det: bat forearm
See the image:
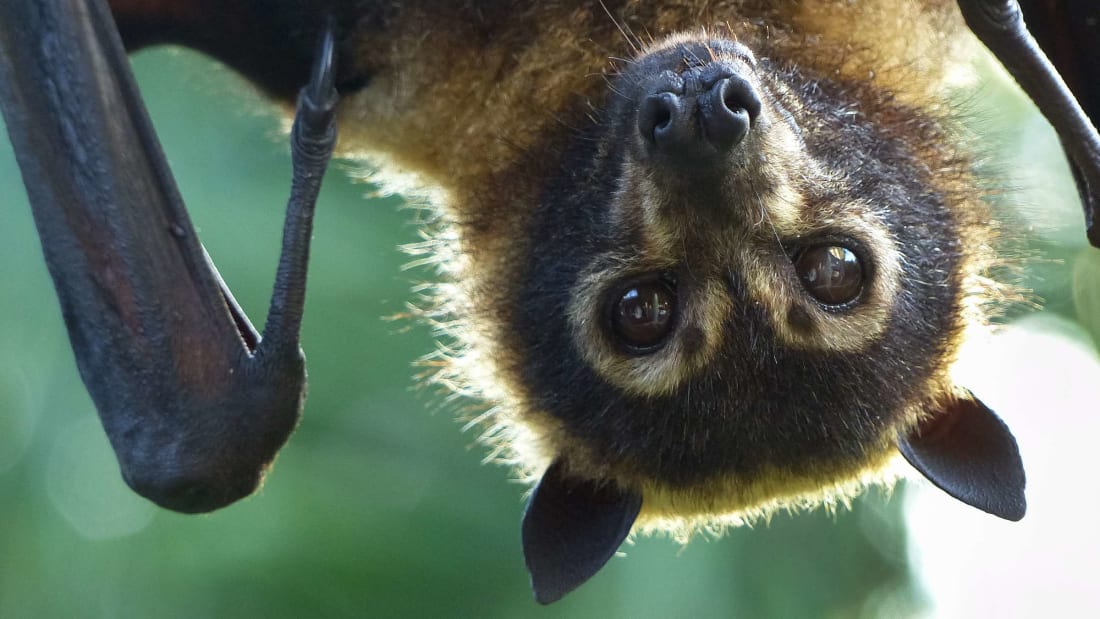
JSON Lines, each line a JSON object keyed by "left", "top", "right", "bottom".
{"left": 958, "top": 0, "right": 1100, "bottom": 246}
{"left": 260, "top": 25, "right": 339, "bottom": 359}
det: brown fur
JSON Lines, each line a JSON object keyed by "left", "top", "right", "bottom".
{"left": 311, "top": 1, "right": 1000, "bottom": 533}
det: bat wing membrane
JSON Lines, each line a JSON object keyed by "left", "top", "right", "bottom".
{"left": 0, "top": 0, "right": 337, "bottom": 512}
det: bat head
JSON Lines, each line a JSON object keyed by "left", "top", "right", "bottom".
{"left": 510, "top": 33, "right": 1025, "bottom": 603}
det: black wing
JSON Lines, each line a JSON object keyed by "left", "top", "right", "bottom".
{"left": 0, "top": 0, "right": 338, "bottom": 512}
{"left": 958, "top": 0, "right": 1100, "bottom": 247}
{"left": 1018, "top": 0, "right": 1100, "bottom": 125}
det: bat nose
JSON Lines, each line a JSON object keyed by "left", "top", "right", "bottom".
{"left": 637, "top": 67, "right": 762, "bottom": 160}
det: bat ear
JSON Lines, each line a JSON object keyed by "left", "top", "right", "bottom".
{"left": 898, "top": 391, "right": 1026, "bottom": 521}
{"left": 521, "top": 459, "right": 642, "bottom": 604}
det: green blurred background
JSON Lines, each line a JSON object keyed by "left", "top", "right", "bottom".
{"left": 0, "top": 46, "right": 1096, "bottom": 618}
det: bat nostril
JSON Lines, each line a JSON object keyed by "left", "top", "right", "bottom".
{"left": 701, "top": 76, "right": 760, "bottom": 153}
{"left": 638, "top": 92, "right": 682, "bottom": 148}
{"left": 718, "top": 75, "right": 762, "bottom": 121}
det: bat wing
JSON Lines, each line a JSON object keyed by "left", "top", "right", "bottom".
{"left": 1018, "top": 0, "right": 1100, "bottom": 245}
{"left": 958, "top": 0, "right": 1100, "bottom": 247}
{"left": 1018, "top": 0, "right": 1100, "bottom": 127}
{"left": 0, "top": 0, "right": 337, "bottom": 513}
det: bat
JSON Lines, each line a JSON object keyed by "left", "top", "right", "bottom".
{"left": 0, "top": 0, "right": 1096, "bottom": 605}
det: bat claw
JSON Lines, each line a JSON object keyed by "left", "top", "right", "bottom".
{"left": 307, "top": 18, "right": 337, "bottom": 106}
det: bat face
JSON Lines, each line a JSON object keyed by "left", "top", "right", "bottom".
{"left": 513, "top": 34, "right": 974, "bottom": 518}
{"left": 502, "top": 24, "right": 1033, "bottom": 600}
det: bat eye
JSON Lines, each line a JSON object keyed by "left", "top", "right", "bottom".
{"left": 794, "top": 245, "right": 864, "bottom": 305}
{"left": 610, "top": 280, "right": 677, "bottom": 352}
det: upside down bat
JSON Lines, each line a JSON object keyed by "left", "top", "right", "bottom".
{"left": 0, "top": 0, "right": 1097, "bottom": 604}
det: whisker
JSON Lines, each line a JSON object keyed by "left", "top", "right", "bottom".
{"left": 598, "top": 0, "right": 640, "bottom": 55}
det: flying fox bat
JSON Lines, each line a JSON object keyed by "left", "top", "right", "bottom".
{"left": 0, "top": 0, "right": 1098, "bottom": 604}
